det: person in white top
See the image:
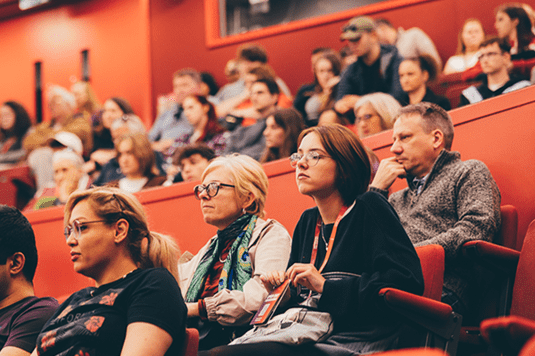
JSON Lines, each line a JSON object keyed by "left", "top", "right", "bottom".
{"left": 443, "top": 19, "right": 486, "bottom": 75}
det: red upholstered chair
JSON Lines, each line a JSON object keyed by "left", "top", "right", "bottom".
{"left": 479, "top": 219, "right": 535, "bottom": 355}
{"left": 379, "top": 244, "right": 462, "bottom": 356}
{"left": 183, "top": 328, "right": 199, "bottom": 356}
{"left": 459, "top": 205, "right": 519, "bottom": 349}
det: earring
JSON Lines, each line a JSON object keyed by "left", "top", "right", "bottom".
{"left": 242, "top": 208, "right": 246, "bottom": 214}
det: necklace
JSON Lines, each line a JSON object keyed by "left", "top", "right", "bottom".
{"left": 320, "top": 224, "right": 328, "bottom": 251}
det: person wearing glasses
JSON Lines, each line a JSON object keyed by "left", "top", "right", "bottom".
{"left": 178, "top": 154, "right": 291, "bottom": 351}
{"left": 334, "top": 16, "right": 404, "bottom": 120}
{"left": 459, "top": 37, "right": 531, "bottom": 107}
{"left": 33, "top": 187, "right": 186, "bottom": 356}
{"left": 200, "top": 125, "right": 424, "bottom": 356}
{"left": 353, "top": 92, "right": 401, "bottom": 138}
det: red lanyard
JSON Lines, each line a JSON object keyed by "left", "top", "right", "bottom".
{"left": 309, "top": 205, "right": 348, "bottom": 273}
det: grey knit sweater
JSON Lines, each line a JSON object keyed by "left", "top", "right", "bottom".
{"left": 372, "top": 150, "right": 501, "bottom": 308}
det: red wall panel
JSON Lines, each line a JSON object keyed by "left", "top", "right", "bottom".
{"left": 0, "top": 0, "right": 153, "bottom": 125}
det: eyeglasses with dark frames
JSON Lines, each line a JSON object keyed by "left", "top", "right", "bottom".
{"left": 64, "top": 220, "right": 108, "bottom": 241}
{"left": 289, "top": 152, "right": 330, "bottom": 168}
{"left": 194, "top": 182, "right": 236, "bottom": 200}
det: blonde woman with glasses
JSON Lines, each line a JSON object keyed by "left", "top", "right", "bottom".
{"left": 178, "top": 154, "right": 291, "bottom": 351}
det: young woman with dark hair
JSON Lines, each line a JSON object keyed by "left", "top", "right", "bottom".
{"left": 260, "top": 108, "right": 305, "bottom": 163}
{"left": 0, "top": 101, "right": 32, "bottom": 164}
{"left": 495, "top": 5, "right": 535, "bottom": 57}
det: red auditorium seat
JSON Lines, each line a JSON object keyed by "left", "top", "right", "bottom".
{"left": 478, "top": 219, "right": 535, "bottom": 355}
{"left": 0, "top": 165, "right": 35, "bottom": 209}
{"left": 459, "top": 205, "right": 519, "bottom": 350}
{"left": 378, "top": 244, "right": 462, "bottom": 355}
{"left": 183, "top": 328, "right": 199, "bottom": 356}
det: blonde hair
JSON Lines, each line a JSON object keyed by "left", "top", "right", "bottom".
{"left": 64, "top": 187, "right": 180, "bottom": 282}
{"left": 201, "top": 154, "right": 268, "bottom": 218}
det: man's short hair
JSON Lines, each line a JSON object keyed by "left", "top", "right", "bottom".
{"left": 479, "top": 36, "right": 511, "bottom": 53}
{"left": 0, "top": 205, "right": 38, "bottom": 283}
{"left": 173, "top": 68, "right": 202, "bottom": 84}
{"left": 311, "top": 47, "right": 332, "bottom": 56}
{"left": 374, "top": 18, "right": 394, "bottom": 28}
{"left": 397, "top": 102, "right": 454, "bottom": 150}
{"left": 253, "top": 78, "right": 280, "bottom": 96}
{"left": 175, "top": 143, "right": 216, "bottom": 167}
{"left": 237, "top": 44, "right": 268, "bottom": 63}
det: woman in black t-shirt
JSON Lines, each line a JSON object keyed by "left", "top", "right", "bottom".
{"left": 33, "top": 187, "right": 186, "bottom": 356}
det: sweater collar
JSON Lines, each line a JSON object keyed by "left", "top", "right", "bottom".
{"left": 406, "top": 150, "right": 460, "bottom": 192}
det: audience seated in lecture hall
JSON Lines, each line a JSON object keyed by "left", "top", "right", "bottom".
{"left": 70, "top": 80, "right": 102, "bottom": 126}
{"left": 443, "top": 19, "right": 486, "bottom": 75}
{"left": 353, "top": 92, "right": 401, "bottom": 139}
{"left": 215, "top": 43, "right": 292, "bottom": 103}
{"left": 178, "top": 154, "right": 291, "bottom": 350}
{"left": 369, "top": 102, "right": 501, "bottom": 318}
{"left": 375, "top": 18, "right": 443, "bottom": 70}
{"left": 335, "top": 16, "right": 404, "bottom": 119}
{"left": 222, "top": 78, "right": 280, "bottom": 161}
{"left": 459, "top": 37, "right": 531, "bottom": 107}
{"left": 85, "top": 97, "right": 136, "bottom": 177}
{"left": 199, "top": 125, "right": 424, "bottom": 356}
{"left": 164, "top": 94, "right": 228, "bottom": 161}
{"left": 149, "top": 68, "right": 203, "bottom": 153}
{"left": 218, "top": 65, "right": 292, "bottom": 126}
{"left": 399, "top": 55, "right": 451, "bottom": 110}
{"left": 260, "top": 108, "right": 305, "bottom": 164}
{"left": 0, "top": 101, "right": 32, "bottom": 166}
{"left": 107, "top": 132, "right": 167, "bottom": 193}
{"left": 92, "top": 114, "right": 167, "bottom": 187}
{"left": 33, "top": 187, "right": 186, "bottom": 356}
{"left": 166, "top": 143, "right": 216, "bottom": 184}
{"left": 293, "top": 47, "right": 335, "bottom": 125}
{"left": 27, "top": 148, "right": 91, "bottom": 211}
{"left": 23, "top": 85, "right": 92, "bottom": 192}
{"left": 300, "top": 52, "right": 342, "bottom": 127}
{"left": 495, "top": 4, "right": 535, "bottom": 59}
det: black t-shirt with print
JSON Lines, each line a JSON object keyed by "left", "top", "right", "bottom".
{"left": 36, "top": 268, "right": 186, "bottom": 356}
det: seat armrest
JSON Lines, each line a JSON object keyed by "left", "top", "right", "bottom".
{"left": 462, "top": 241, "right": 520, "bottom": 272}
{"left": 379, "top": 288, "right": 453, "bottom": 321}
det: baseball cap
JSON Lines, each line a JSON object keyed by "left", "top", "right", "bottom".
{"left": 340, "top": 16, "right": 375, "bottom": 41}
{"left": 47, "top": 131, "right": 83, "bottom": 155}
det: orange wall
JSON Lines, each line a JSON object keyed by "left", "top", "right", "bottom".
{"left": 24, "top": 86, "right": 535, "bottom": 299}
{"left": 0, "top": 0, "right": 153, "bottom": 125}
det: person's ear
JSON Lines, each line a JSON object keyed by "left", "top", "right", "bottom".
{"left": 241, "top": 192, "right": 255, "bottom": 212}
{"left": 422, "top": 70, "right": 430, "bottom": 84}
{"left": 432, "top": 129, "right": 444, "bottom": 149}
{"left": 114, "top": 218, "right": 130, "bottom": 244}
{"left": 8, "top": 252, "right": 26, "bottom": 276}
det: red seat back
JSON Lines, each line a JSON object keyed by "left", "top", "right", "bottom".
{"left": 496, "top": 205, "right": 519, "bottom": 250}
{"left": 415, "top": 245, "right": 445, "bottom": 301}
{"left": 520, "top": 335, "right": 535, "bottom": 356}
{"left": 182, "top": 328, "right": 199, "bottom": 356}
{"left": 510, "top": 220, "right": 535, "bottom": 319}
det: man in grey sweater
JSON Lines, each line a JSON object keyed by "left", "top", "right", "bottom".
{"left": 369, "top": 102, "right": 501, "bottom": 316}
